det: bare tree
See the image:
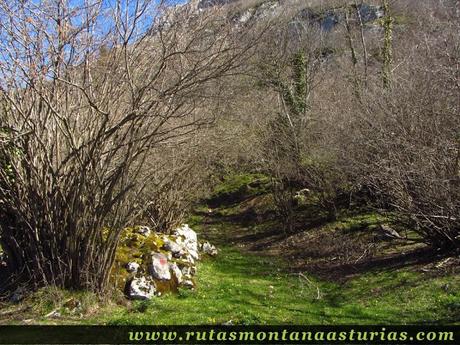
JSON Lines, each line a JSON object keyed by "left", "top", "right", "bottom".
{"left": 341, "top": 0, "right": 460, "bottom": 251}
{"left": 0, "top": 0, "right": 257, "bottom": 292}
{"left": 253, "top": 14, "right": 333, "bottom": 231}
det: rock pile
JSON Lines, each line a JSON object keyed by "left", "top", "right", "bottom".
{"left": 113, "top": 224, "right": 217, "bottom": 300}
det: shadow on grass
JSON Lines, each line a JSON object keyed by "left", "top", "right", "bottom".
{"left": 110, "top": 248, "right": 403, "bottom": 324}
{"left": 197, "top": 192, "right": 450, "bottom": 284}
{"left": 301, "top": 246, "right": 450, "bottom": 281}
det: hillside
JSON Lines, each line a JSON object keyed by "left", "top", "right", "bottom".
{"left": 0, "top": 0, "right": 458, "bottom": 329}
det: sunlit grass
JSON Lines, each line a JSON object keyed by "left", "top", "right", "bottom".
{"left": 87, "top": 247, "right": 459, "bottom": 325}
{"left": 2, "top": 173, "right": 458, "bottom": 325}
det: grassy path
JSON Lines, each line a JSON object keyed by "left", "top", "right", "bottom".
{"left": 2, "top": 236, "right": 459, "bottom": 325}
{"left": 95, "top": 245, "right": 458, "bottom": 325}
{"left": 92, "top": 202, "right": 459, "bottom": 325}
{"left": 1, "top": 181, "right": 459, "bottom": 325}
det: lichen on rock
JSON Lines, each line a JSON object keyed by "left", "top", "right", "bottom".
{"left": 125, "top": 276, "right": 156, "bottom": 300}
{"left": 111, "top": 224, "right": 217, "bottom": 300}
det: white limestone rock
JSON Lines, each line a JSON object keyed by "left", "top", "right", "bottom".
{"left": 148, "top": 253, "right": 171, "bottom": 280}
{"left": 126, "top": 262, "right": 140, "bottom": 273}
{"left": 200, "top": 241, "right": 218, "bottom": 257}
{"left": 126, "top": 276, "right": 156, "bottom": 300}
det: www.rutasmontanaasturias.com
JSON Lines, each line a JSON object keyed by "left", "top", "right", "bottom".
{"left": 128, "top": 328, "right": 455, "bottom": 343}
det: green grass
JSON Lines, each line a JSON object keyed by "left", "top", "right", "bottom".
{"left": 83, "top": 247, "right": 459, "bottom": 325}
{"left": 2, "top": 242, "right": 458, "bottom": 325}
{"left": 209, "top": 173, "right": 270, "bottom": 205}
{"left": 2, "top": 174, "right": 458, "bottom": 325}
{"left": 82, "top": 174, "right": 459, "bottom": 326}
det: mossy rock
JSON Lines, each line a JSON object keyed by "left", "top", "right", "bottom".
{"left": 111, "top": 226, "right": 200, "bottom": 296}
{"left": 111, "top": 227, "right": 165, "bottom": 290}
{"left": 155, "top": 279, "right": 179, "bottom": 295}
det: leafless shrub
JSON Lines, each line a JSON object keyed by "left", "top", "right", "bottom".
{"left": 340, "top": 0, "right": 460, "bottom": 250}
{"left": 0, "top": 0, "right": 258, "bottom": 292}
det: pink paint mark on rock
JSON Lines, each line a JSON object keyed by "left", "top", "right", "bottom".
{"left": 148, "top": 253, "right": 171, "bottom": 280}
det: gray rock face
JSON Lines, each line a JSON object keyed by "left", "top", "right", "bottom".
{"left": 299, "top": 3, "right": 385, "bottom": 31}
{"left": 182, "top": 279, "right": 195, "bottom": 289}
{"left": 148, "top": 253, "right": 171, "bottom": 280}
{"left": 194, "top": 0, "right": 385, "bottom": 33}
{"left": 163, "top": 238, "right": 184, "bottom": 256}
{"left": 174, "top": 224, "right": 198, "bottom": 244}
{"left": 182, "top": 0, "right": 387, "bottom": 36}
{"left": 180, "top": 265, "right": 193, "bottom": 277}
{"left": 126, "top": 276, "right": 156, "bottom": 300}
{"left": 295, "top": 8, "right": 343, "bottom": 31}
{"left": 232, "top": 0, "right": 280, "bottom": 25}
{"left": 357, "top": 4, "right": 385, "bottom": 23}
{"left": 198, "top": 0, "right": 239, "bottom": 9}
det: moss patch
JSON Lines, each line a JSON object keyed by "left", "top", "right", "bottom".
{"left": 208, "top": 173, "right": 270, "bottom": 207}
{"left": 111, "top": 227, "right": 178, "bottom": 295}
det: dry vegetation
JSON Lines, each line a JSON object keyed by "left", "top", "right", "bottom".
{"left": 0, "top": 0, "right": 458, "bottom": 301}
{"left": 0, "top": 0, "right": 260, "bottom": 292}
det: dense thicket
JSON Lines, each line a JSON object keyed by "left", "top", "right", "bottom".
{"left": 0, "top": 0, "right": 458, "bottom": 295}
{"left": 0, "top": 0, "right": 258, "bottom": 292}
{"left": 207, "top": 0, "right": 459, "bottom": 250}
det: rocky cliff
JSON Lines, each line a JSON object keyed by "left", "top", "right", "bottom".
{"left": 185, "top": 0, "right": 385, "bottom": 31}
